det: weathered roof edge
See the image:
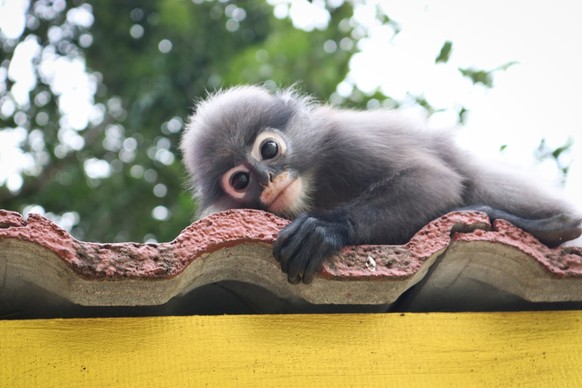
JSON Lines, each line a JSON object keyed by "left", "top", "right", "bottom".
{"left": 0, "top": 208, "right": 581, "bottom": 306}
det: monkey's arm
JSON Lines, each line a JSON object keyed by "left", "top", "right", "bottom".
{"left": 273, "top": 166, "right": 465, "bottom": 284}
{"left": 274, "top": 169, "right": 582, "bottom": 284}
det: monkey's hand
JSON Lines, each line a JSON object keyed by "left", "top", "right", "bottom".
{"left": 272, "top": 212, "right": 354, "bottom": 284}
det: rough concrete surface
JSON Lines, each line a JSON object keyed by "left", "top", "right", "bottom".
{"left": 0, "top": 208, "right": 581, "bottom": 313}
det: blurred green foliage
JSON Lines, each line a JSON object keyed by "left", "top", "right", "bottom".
{"left": 0, "top": 0, "right": 571, "bottom": 243}
{"left": 459, "top": 61, "right": 519, "bottom": 88}
{"left": 536, "top": 137, "right": 574, "bottom": 183}
{"left": 0, "top": 0, "right": 357, "bottom": 242}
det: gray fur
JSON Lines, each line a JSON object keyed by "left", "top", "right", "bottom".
{"left": 181, "top": 85, "right": 582, "bottom": 250}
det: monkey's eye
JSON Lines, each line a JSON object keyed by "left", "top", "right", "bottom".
{"left": 221, "top": 165, "right": 251, "bottom": 199}
{"left": 251, "top": 131, "right": 287, "bottom": 162}
{"left": 260, "top": 140, "right": 279, "bottom": 160}
{"left": 230, "top": 171, "right": 250, "bottom": 190}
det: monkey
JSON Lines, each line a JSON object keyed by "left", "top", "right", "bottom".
{"left": 180, "top": 85, "right": 582, "bottom": 284}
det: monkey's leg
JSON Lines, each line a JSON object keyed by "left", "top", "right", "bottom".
{"left": 456, "top": 205, "right": 582, "bottom": 248}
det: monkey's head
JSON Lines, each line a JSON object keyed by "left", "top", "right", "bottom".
{"left": 181, "top": 86, "right": 320, "bottom": 219}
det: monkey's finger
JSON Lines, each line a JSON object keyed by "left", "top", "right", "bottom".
{"left": 272, "top": 214, "right": 309, "bottom": 260}
{"left": 286, "top": 224, "right": 330, "bottom": 282}
{"left": 301, "top": 231, "right": 340, "bottom": 284}
{"left": 278, "top": 231, "right": 311, "bottom": 274}
{"left": 287, "top": 274, "right": 302, "bottom": 284}
{"left": 301, "top": 249, "right": 329, "bottom": 284}
{"left": 276, "top": 217, "right": 318, "bottom": 273}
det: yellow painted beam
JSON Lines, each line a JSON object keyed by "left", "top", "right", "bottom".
{"left": 1, "top": 312, "right": 581, "bottom": 387}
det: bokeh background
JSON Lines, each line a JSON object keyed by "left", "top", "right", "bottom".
{"left": 1, "top": 0, "right": 580, "bottom": 244}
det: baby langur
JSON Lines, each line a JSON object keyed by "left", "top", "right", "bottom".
{"left": 181, "top": 85, "right": 582, "bottom": 284}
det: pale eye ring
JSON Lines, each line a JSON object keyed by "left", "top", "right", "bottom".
{"left": 251, "top": 130, "right": 287, "bottom": 161}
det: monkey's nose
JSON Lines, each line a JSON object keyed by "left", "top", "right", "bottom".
{"left": 259, "top": 171, "right": 275, "bottom": 188}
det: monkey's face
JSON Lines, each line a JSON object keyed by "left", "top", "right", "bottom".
{"left": 181, "top": 86, "right": 316, "bottom": 219}
{"left": 218, "top": 128, "right": 310, "bottom": 219}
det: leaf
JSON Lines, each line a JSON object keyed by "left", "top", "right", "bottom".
{"left": 458, "top": 106, "right": 468, "bottom": 124}
{"left": 495, "top": 61, "right": 519, "bottom": 72}
{"left": 459, "top": 67, "right": 494, "bottom": 88}
{"left": 534, "top": 137, "right": 575, "bottom": 183}
{"left": 435, "top": 41, "right": 452, "bottom": 64}
{"left": 551, "top": 138, "right": 573, "bottom": 159}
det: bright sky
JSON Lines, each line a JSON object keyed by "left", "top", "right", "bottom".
{"left": 345, "top": 1, "right": 582, "bottom": 208}
{"left": 1, "top": 0, "right": 581, "bottom": 211}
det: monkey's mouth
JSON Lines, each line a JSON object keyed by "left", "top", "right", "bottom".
{"left": 260, "top": 173, "right": 303, "bottom": 214}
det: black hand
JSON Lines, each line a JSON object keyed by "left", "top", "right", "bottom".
{"left": 272, "top": 212, "right": 353, "bottom": 284}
